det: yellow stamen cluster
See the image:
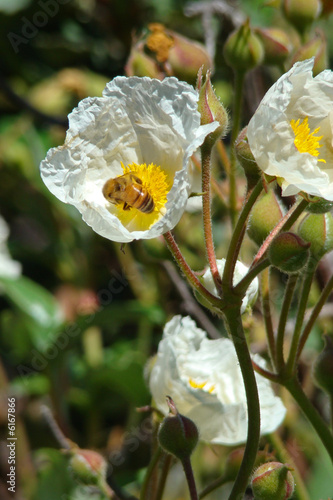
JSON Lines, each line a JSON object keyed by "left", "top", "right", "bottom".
{"left": 113, "top": 162, "right": 171, "bottom": 231}
{"left": 146, "top": 23, "right": 174, "bottom": 63}
{"left": 189, "top": 378, "right": 215, "bottom": 394}
{"left": 290, "top": 116, "right": 326, "bottom": 163}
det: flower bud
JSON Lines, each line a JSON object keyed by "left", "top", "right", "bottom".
{"left": 197, "top": 69, "right": 229, "bottom": 147}
{"left": 252, "top": 462, "right": 295, "bottom": 500}
{"left": 256, "top": 27, "right": 292, "bottom": 66}
{"left": 235, "top": 127, "right": 261, "bottom": 187}
{"left": 306, "top": 196, "right": 333, "bottom": 214}
{"left": 298, "top": 212, "right": 333, "bottom": 259}
{"left": 167, "top": 32, "right": 212, "bottom": 84}
{"left": 69, "top": 448, "right": 107, "bottom": 486}
{"left": 223, "top": 20, "right": 264, "bottom": 73}
{"left": 268, "top": 232, "right": 310, "bottom": 274}
{"left": 125, "top": 43, "right": 163, "bottom": 79}
{"left": 283, "top": 0, "right": 322, "bottom": 34}
{"left": 292, "top": 30, "right": 328, "bottom": 76}
{"left": 158, "top": 397, "right": 198, "bottom": 460}
{"left": 247, "top": 191, "right": 285, "bottom": 246}
{"left": 313, "top": 335, "right": 333, "bottom": 396}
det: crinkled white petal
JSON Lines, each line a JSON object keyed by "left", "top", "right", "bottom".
{"left": 202, "top": 259, "right": 258, "bottom": 314}
{"left": 40, "top": 77, "right": 218, "bottom": 243}
{"left": 149, "top": 316, "right": 286, "bottom": 445}
{"left": 247, "top": 59, "right": 333, "bottom": 201}
{"left": 0, "top": 216, "right": 21, "bottom": 280}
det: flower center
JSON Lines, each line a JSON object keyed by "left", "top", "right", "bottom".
{"left": 188, "top": 377, "right": 215, "bottom": 394}
{"left": 146, "top": 23, "right": 174, "bottom": 63}
{"left": 290, "top": 117, "right": 326, "bottom": 163}
{"left": 107, "top": 162, "right": 171, "bottom": 232}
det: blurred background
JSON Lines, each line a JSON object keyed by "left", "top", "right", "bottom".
{"left": 1, "top": 0, "right": 333, "bottom": 499}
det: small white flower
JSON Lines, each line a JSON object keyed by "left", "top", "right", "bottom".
{"left": 0, "top": 216, "right": 21, "bottom": 279}
{"left": 40, "top": 76, "right": 218, "bottom": 243}
{"left": 149, "top": 316, "right": 286, "bottom": 445}
{"left": 247, "top": 58, "right": 333, "bottom": 201}
{"left": 202, "top": 259, "right": 258, "bottom": 314}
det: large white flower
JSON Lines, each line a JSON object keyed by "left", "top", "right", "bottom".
{"left": 149, "top": 316, "right": 286, "bottom": 445}
{"left": 247, "top": 58, "right": 333, "bottom": 201}
{"left": 40, "top": 77, "right": 218, "bottom": 243}
{"left": 202, "top": 259, "right": 258, "bottom": 314}
{"left": 0, "top": 216, "right": 21, "bottom": 279}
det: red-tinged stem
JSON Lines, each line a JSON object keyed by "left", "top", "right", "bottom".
{"left": 163, "top": 231, "right": 222, "bottom": 308}
{"left": 253, "top": 198, "right": 309, "bottom": 266}
{"left": 201, "top": 143, "right": 222, "bottom": 296}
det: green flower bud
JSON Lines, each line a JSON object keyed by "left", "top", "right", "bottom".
{"left": 313, "top": 335, "right": 333, "bottom": 396}
{"left": 197, "top": 69, "right": 229, "bottom": 147}
{"left": 252, "top": 462, "right": 295, "bottom": 500}
{"left": 247, "top": 191, "right": 285, "bottom": 247}
{"left": 292, "top": 30, "right": 328, "bottom": 76}
{"left": 223, "top": 20, "right": 264, "bottom": 73}
{"left": 125, "top": 44, "right": 163, "bottom": 79}
{"left": 298, "top": 212, "right": 333, "bottom": 259}
{"left": 158, "top": 397, "right": 198, "bottom": 460}
{"left": 306, "top": 196, "right": 333, "bottom": 214}
{"left": 69, "top": 448, "right": 107, "bottom": 486}
{"left": 256, "top": 27, "right": 292, "bottom": 66}
{"left": 283, "top": 0, "right": 322, "bottom": 34}
{"left": 235, "top": 127, "right": 261, "bottom": 188}
{"left": 268, "top": 232, "right": 310, "bottom": 274}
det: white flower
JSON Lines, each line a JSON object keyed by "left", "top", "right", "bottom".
{"left": 247, "top": 58, "right": 333, "bottom": 201}
{"left": 149, "top": 316, "right": 286, "bottom": 445}
{"left": 0, "top": 216, "right": 21, "bottom": 279}
{"left": 40, "top": 77, "right": 218, "bottom": 243}
{"left": 202, "top": 259, "right": 258, "bottom": 314}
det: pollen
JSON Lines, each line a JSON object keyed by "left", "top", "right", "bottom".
{"left": 189, "top": 378, "right": 216, "bottom": 394}
{"left": 146, "top": 23, "right": 174, "bottom": 63}
{"left": 290, "top": 117, "right": 326, "bottom": 163}
{"left": 113, "top": 162, "right": 171, "bottom": 231}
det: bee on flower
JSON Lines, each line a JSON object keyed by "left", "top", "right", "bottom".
{"left": 40, "top": 76, "right": 219, "bottom": 243}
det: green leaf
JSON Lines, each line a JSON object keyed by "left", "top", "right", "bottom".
{"left": 0, "top": 276, "right": 63, "bottom": 350}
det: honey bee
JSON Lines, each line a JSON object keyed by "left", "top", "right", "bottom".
{"left": 103, "top": 173, "right": 155, "bottom": 214}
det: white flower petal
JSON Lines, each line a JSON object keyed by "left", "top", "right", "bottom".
{"left": 247, "top": 58, "right": 333, "bottom": 201}
{"left": 40, "top": 77, "right": 218, "bottom": 242}
{"left": 149, "top": 316, "right": 286, "bottom": 445}
{"left": 202, "top": 259, "right": 258, "bottom": 314}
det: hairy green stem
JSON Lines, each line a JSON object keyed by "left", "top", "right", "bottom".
{"left": 285, "top": 266, "right": 316, "bottom": 376}
{"left": 201, "top": 143, "right": 222, "bottom": 295}
{"left": 229, "top": 71, "right": 245, "bottom": 228}
{"left": 297, "top": 270, "right": 333, "bottom": 359}
{"left": 234, "top": 258, "right": 270, "bottom": 295}
{"left": 223, "top": 179, "right": 263, "bottom": 289}
{"left": 223, "top": 307, "right": 261, "bottom": 500}
{"left": 260, "top": 268, "right": 276, "bottom": 370}
{"left": 276, "top": 274, "right": 298, "bottom": 371}
{"left": 283, "top": 377, "right": 333, "bottom": 463}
